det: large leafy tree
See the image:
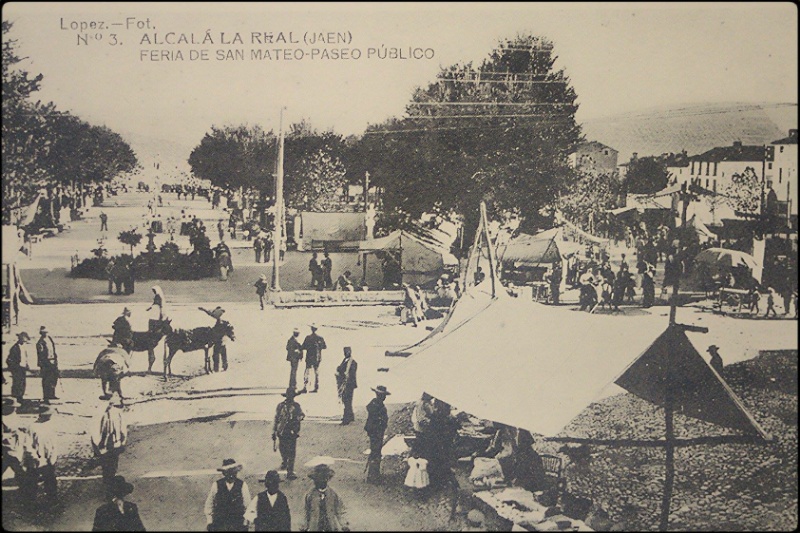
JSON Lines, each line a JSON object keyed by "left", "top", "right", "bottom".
{"left": 724, "top": 167, "right": 761, "bottom": 214}
{"left": 559, "top": 171, "right": 623, "bottom": 237}
{"left": 3, "top": 21, "right": 137, "bottom": 222}
{"left": 357, "top": 34, "right": 582, "bottom": 235}
{"left": 623, "top": 156, "right": 670, "bottom": 195}
{"left": 188, "top": 124, "right": 276, "bottom": 192}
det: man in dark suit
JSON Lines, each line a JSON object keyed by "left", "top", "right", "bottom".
{"left": 92, "top": 475, "right": 146, "bottom": 531}
{"left": 36, "top": 326, "right": 60, "bottom": 403}
{"left": 285, "top": 328, "right": 303, "bottom": 390}
{"left": 244, "top": 470, "right": 291, "bottom": 532}
{"left": 6, "top": 332, "right": 32, "bottom": 404}
{"left": 335, "top": 347, "right": 358, "bottom": 425}
{"left": 364, "top": 385, "right": 390, "bottom": 484}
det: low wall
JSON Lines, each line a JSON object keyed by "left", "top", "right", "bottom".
{"left": 269, "top": 289, "right": 404, "bottom": 308}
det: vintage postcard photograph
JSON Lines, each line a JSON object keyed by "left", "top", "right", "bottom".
{"left": 1, "top": 2, "right": 798, "bottom": 531}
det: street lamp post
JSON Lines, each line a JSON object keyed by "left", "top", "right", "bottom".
{"left": 271, "top": 107, "right": 286, "bottom": 292}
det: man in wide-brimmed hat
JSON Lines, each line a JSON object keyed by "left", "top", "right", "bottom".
{"left": 6, "top": 331, "right": 32, "bottom": 405}
{"left": 286, "top": 327, "right": 303, "bottom": 390}
{"left": 364, "top": 385, "right": 390, "bottom": 483}
{"left": 244, "top": 470, "right": 291, "bottom": 532}
{"left": 91, "top": 392, "right": 127, "bottom": 495}
{"left": 299, "top": 324, "right": 326, "bottom": 394}
{"left": 92, "top": 475, "right": 146, "bottom": 531}
{"left": 36, "top": 325, "right": 60, "bottom": 404}
{"left": 272, "top": 388, "right": 305, "bottom": 480}
{"left": 302, "top": 464, "right": 349, "bottom": 531}
{"left": 707, "top": 345, "right": 724, "bottom": 376}
{"left": 205, "top": 458, "right": 251, "bottom": 532}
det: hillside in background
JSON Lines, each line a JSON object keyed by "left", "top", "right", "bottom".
{"left": 581, "top": 102, "right": 798, "bottom": 161}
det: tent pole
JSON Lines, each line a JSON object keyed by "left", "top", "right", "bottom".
{"left": 466, "top": 206, "right": 484, "bottom": 292}
{"left": 480, "top": 202, "right": 498, "bottom": 297}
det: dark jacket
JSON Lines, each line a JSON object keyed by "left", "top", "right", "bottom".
{"left": 286, "top": 336, "right": 303, "bottom": 362}
{"left": 36, "top": 336, "right": 58, "bottom": 369}
{"left": 365, "top": 398, "right": 388, "bottom": 437}
{"left": 336, "top": 357, "right": 358, "bottom": 390}
{"left": 253, "top": 490, "right": 291, "bottom": 532}
{"left": 301, "top": 333, "right": 326, "bottom": 366}
{"left": 92, "top": 500, "right": 146, "bottom": 531}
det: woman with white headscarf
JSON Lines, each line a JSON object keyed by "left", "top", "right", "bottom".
{"left": 147, "top": 285, "right": 165, "bottom": 320}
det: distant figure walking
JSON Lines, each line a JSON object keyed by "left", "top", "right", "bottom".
{"left": 100, "top": 211, "right": 109, "bottom": 232}
{"left": 255, "top": 274, "right": 269, "bottom": 310}
{"left": 365, "top": 385, "right": 390, "bottom": 484}
{"left": 765, "top": 287, "right": 778, "bottom": 317}
{"left": 309, "top": 253, "right": 321, "bottom": 290}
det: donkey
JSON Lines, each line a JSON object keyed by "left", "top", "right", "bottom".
{"left": 162, "top": 320, "right": 235, "bottom": 379}
{"left": 108, "top": 318, "right": 172, "bottom": 373}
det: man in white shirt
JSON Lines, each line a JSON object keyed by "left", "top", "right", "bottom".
{"left": 204, "top": 459, "right": 250, "bottom": 531}
{"left": 30, "top": 405, "right": 58, "bottom": 505}
{"left": 91, "top": 392, "right": 127, "bottom": 495}
{"left": 243, "top": 470, "right": 291, "bottom": 531}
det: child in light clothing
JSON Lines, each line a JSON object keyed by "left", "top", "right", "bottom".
{"left": 404, "top": 449, "right": 430, "bottom": 499}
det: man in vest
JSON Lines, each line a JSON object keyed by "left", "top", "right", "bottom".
{"left": 244, "top": 470, "right": 291, "bottom": 532}
{"left": 335, "top": 347, "right": 358, "bottom": 425}
{"left": 272, "top": 388, "right": 305, "bottom": 480}
{"left": 36, "top": 326, "right": 60, "bottom": 404}
{"left": 204, "top": 458, "right": 251, "bottom": 532}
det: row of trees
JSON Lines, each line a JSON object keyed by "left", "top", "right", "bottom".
{"left": 188, "top": 35, "right": 584, "bottom": 239}
{"left": 2, "top": 21, "right": 137, "bottom": 222}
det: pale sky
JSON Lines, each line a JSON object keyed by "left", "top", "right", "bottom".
{"left": 3, "top": 2, "right": 798, "bottom": 160}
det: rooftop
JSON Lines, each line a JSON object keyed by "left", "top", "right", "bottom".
{"left": 692, "top": 142, "right": 766, "bottom": 163}
{"left": 771, "top": 129, "right": 798, "bottom": 145}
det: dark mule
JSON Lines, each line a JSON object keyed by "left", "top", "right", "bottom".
{"left": 163, "top": 320, "right": 235, "bottom": 379}
{"left": 108, "top": 318, "right": 172, "bottom": 373}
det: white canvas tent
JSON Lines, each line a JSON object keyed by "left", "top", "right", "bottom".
{"left": 358, "top": 230, "right": 458, "bottom": 289}
{"left": 496, "top": 227, "right": 584, "bottom": 268}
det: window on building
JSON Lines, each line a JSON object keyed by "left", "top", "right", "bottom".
{"left": 768, "top": 162, "right": 773, "bottom": 170}
{"left": 705, "top": 162, "right": 710, "bottom": 176}
{"left": 706, "top": 179, "right": 709, "bottom": 188}
{"left": 713, "top": 163, "right": 717, "bottom": 176}
{"left": 604, "top": 149, "right": 608, "bottom": 155}
{"left": 713, "top": 180, "right": 717, "bottom": 191}
{"left": 779, "top": 168, "right": 783, "bottom": 183}
{"left": 780, "top": 146, "right": 784, "bottom": 153}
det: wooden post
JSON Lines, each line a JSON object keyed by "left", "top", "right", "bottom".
{"left": 480, "top": 202, "right": 497, "bottom": 298}
{"left": 271, "top": 107, "right": 285, "bottom": 291}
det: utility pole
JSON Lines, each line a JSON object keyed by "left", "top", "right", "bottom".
{"left": 271, "top": 107, "right": 285, "bottom": 291}
{"left": 364, "top": 171, "right": 370, "bottom": 213}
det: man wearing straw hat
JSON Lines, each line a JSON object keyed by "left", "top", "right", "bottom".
{"left": 244, "top": 470, "right": 291, "bottom": 532}
{"left": 6, "top": 331, "right": 32, "bottom": 405}
{"left": 92, "top": 475, "right": 146, "bottom": 531}
{"left": 272, "top": 388, "right": 305, "bottom": 480}
{"left": 302, "top": 464, "right": 349, "bottom": 532}
{"left": 36, "top": 325, "right": 60, "bottom": 404}
{"left": 91, "top": 392, "right": 127, "bottom": 496}
{"left": 204, "top": 458, "right": 251, "bottom": 531}
{"left": 364, "top": 385, "right": 390, "bottom": 484}
{"left": 286, "top": 327, "right": 303, "bottom": 390}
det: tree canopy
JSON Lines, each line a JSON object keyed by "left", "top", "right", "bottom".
{"left": 356, "top": 34, "right": 582, "bottom": 233}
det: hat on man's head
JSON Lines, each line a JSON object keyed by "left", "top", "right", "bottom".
{"left": 343, "top": 347, "right": 352, "bottom": 357}
{"left": 707, "top": 345, "right": 720, "bottom": 353}
{"left": 122, "top": 307, "right": 131, "bottom": 315}
{"left": 217, "top": 458, "right": 243, "bottom": 473}
{"left": 16, "top": 331, "right": 31, "bottom": 342}
{"left": 39, "top": 326, "right": 48, "bottom": 334}
{"left": 264, "top": 470, "right": 281, "bottom": 485}
{"left": 293, "top": 327, "right": 300, "bottom": 333}
{"left": 307, "top": 463, "right": 335, "bottom": 482}
{"left": 260, "top": 274, "right": 268, "bottom": 281}
{"left": 281, "top": 387, "right": 299, "bottom": 398}
{"left": 371, "top": 385, "right": 391, "bottom": 396}
{"left": 309, "top": 323, "right": 318, "bottom": 330}
{"left": 109, "top": 475, "right": 135, "bottom": 498}
{"left": 2, "top": 399, "right": 16, "bottom": 416}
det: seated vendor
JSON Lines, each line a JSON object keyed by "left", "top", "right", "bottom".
{"left": 472, "top": 425, "right": 547, "bottom": 492}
